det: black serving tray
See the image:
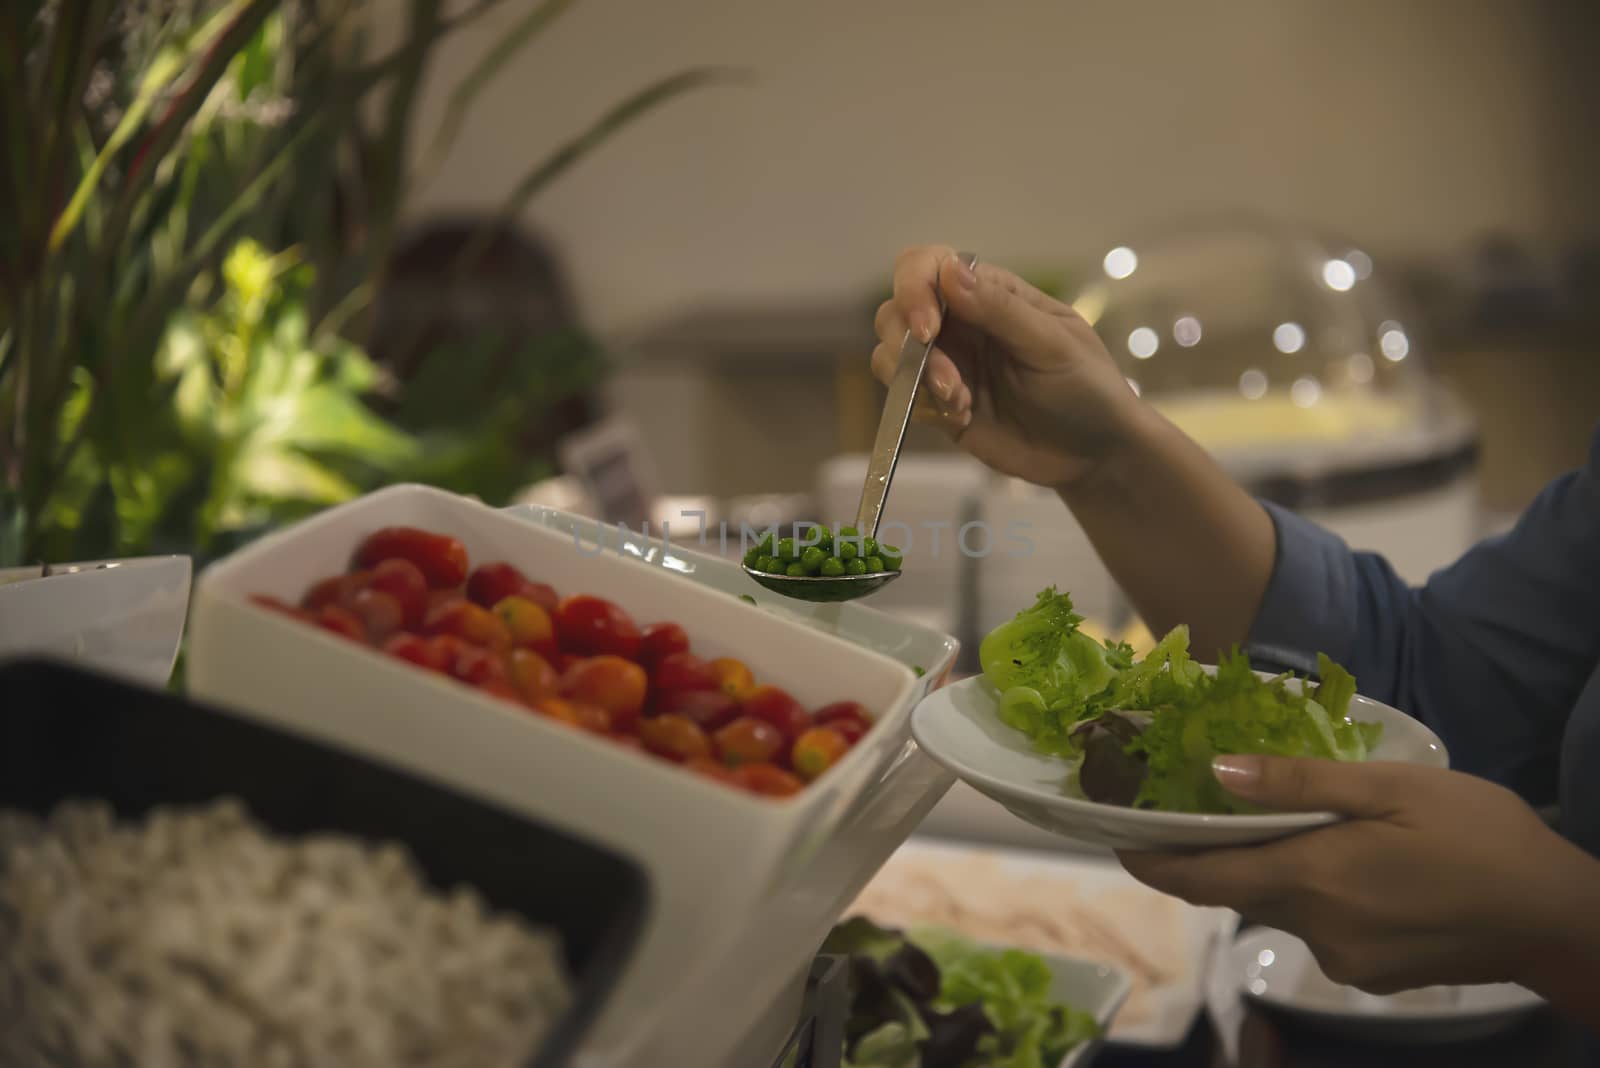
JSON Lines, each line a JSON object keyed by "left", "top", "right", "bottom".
{"left": 0, "top": 656, "right": 650, "bottom": 1068}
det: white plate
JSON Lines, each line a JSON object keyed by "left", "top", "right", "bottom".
{"left": 1040, "top": 949, "right": 1132, "bottom": 1067}
{"left": 0, "top": 556, "right": 191, "bottom": 687}
{"left": 186, "top": 485, "right": 956, "bottom": 1068}
{"left": 911, "top": 674, "right": 1448, "bottom": 851}
{"left": 848, "top": 837, "right": 1239, "bottom": 1049}
{"left": 1218, "top": 927, "right": 1545, "bottom": 1045}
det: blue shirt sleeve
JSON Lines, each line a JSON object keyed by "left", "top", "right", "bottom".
{"left": 1247, "top": 425, "right": 1600, "bottom": 804}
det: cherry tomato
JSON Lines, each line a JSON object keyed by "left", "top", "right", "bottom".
{"left": 534, "top": 696, "right": 611, "bottom": 733}
{"left": 638, "top": 714, "right": 712, "bottom": 763}
{"left": 555, "top": 595, "right": 641, "bottom": 659}
{"left": 825, "top": 716, "right": 867, "bottom": 745}
{"left": 383, "top": 632, "right": 443, "bottom": 671}
{"left": 713, "top": 717, "right": 784, "bottom": 767}
{"left": 428, "top": 587, "right": 466, "bottom": 613}
{"left": 791, "top": 726, "right": 850, "bottom": 782}
{"left": 553, "top": 651, "right": 583, "bottom": 674}
{"left": 741, "top": 685, "right": 813, "bottom": 743}
{"left": 476, "top": 679, "right": 523, "bottom": 705}
{"left": 507, "top": 648, "right": 559, "bottom": 702}
{"left": 355, "top": 527, "right": 469, "bottom": 588}
{"left": 814, "top": 701, "right": 872, "bottom": 743}
{"left": 451, "top": 645, "right": 509, "bottom": 687}
{"left": 367, "top": 558, "right": 429, "bottom": 629}
{"left": 424, "top": 635, "right": 469, "bottom": 674}
{"left": 560, "top": 655, "right": 648, "bottom": 727}
{"left": 492, "top": 595, "right": 556, "bottom": 651}
{"left": 466, "top": 563, "right": 559, "bottom": 613}
{"left": 650, "top": 689, "right": 739, "bottom": 731}
{"left": 251, "top": 595, "right": 312, "bottom": 622}
{"left": 348, "top": 588, "right": 404, "bottom": 643}
{"left": 684, "top": 756, "right": 741, "bottom": 786}
{"left": 651, "top": 652, "right": 720, "bottom": 694}
{"left": 315, "top": 604, "right": 365, "bottom": 642}
{"left": 424, "top": 600, "right": 513, "bottom": 653}
{"left": 637, "top": 621, "right": 690, "bottom": 666}
{"left": 609, "top": 733, "right": 648, "bottom": 753}
{"left": 709, "top": 657, "right": 757, "bottom": 699}
{"left": 735, "top": 763, "right": 804, "bottom": 798}
{"left": 302, "top": 571, "right": 370, "bottom": 612}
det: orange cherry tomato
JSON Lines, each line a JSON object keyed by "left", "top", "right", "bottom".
{"left": 560, "top": 655, "right": 648, "bottom": 727}
{"left": 650, "top": 689, "right": 739, "bottom": 731}
{"left": 534, "top": 696, "right": 611, "bottom": 733}
{"left": 492, "top": 595, "right": 556, "bottom": 650}
{"left": 609, "top": 733, "right": 648, "bottom": 754}
{"left": 742, "top": 684, "right": 812, "bottom": 742}
{"left": 315, "top": 604, "right": 366, "bottom": 642}
{"left": 790, "top": 726, "right": 850, "bottom": 782}
{"left": 638, "top": 714, "right": 712, "bottom": 763}
{"left": 476, "top": 679, "right": 523, "bottom": 705}
{"left": 709, "top": 657, "right": 756, "bottom": 699}
{"left": 424, "top": 599, "right": 513, "bottom": 653}
{"left": 713, "top": 716, "right": 784, "bottom": 767}
{"left": 735, "top": 763, "right": 804, "bottom": 798}
{"left": 355, "top": 527, "right": 468, "bottom": 588}
{"left": 348, "top": 588, "right": 404, "bottom": 643}
{"left": 508, "top": 648, "right": 559, "bottom": 702}
{"left": 368, "top": 558, "right": 429, "bottom": 629}
{"left": 684, "top": 756, "right": 741, "bottom": 786}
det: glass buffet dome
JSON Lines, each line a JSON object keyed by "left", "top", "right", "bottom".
{"left": 1068, "top": 217, "right": 1472, "bottom": 477}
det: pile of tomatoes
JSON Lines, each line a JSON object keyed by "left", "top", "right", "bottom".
{"left": 250, "top": 526, "right": 874, "bottom": 798}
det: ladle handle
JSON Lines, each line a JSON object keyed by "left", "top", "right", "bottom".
{"left": 854, "top": 251, "right": 978, "bottom": 540}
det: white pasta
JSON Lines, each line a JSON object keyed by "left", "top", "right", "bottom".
{"left": 0, "top": 799, "right": 573, "bottom": 1068}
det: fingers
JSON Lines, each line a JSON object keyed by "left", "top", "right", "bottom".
{"left": 1211, "top": 755, "right": 1411, "bottom": 819}
{"left": 870, "top": 337, "right": 973, "bottom": 432}
{"left": 891, "top": 245, "right": 958, "bottom": 343}
{"left": 1117, "top": 845, "right": 1294, "bottom": 912}
{"left": 937, "top": 258, "right": 1068, "bottom": 369}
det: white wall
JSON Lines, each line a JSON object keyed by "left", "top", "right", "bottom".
{"left": 404, "top": 0, "right": 1592, "bottom": 335}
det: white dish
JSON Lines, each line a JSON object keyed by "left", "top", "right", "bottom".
{"left": 1216, "top": 927, "right": 1546, "bottom": 1045}
{"left": 1039, "top": 949, "right": 1132, "bottom": 1067}
{"left": 186, "top": 485, "right": 957, "bottom": 1068}
{"left": 847, "top": 837, "right": 1239, "bottom": 1049}
{"left": 0, "top": 556, "right": 191, "bottom": 687}
{"left": 911, "top": 673, "right": 1448, "bottom": 851}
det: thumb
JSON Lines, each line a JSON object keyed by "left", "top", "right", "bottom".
{"left": 1211, "top": 753, "right": 1403, "bottom": 819}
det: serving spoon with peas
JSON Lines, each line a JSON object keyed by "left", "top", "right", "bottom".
{"left": 742, "top": 252, "right": 979, "bottom": 603}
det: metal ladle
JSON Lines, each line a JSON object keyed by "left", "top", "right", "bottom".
{"left": 743, "top": 251, "right": 979, "bottom": 603}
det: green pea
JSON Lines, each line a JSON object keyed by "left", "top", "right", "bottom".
{"left": 865, "top": 555, "right": 885, "bottom": 573}
{"left": 878, "top": 545, "right": 904, "bottom": 571}
{"left": 820, "top": 557, "right": 846, "bottom": 577}
{"left": 763, "top": 556, "right": 790, "bottom": 574}
{"left": 800, "top": 545, "right": 827, "bottom": 573}
{"left": 837, "top": 540, "right": 859, "bottom": 561}
{"left": 837, "top": 526, "right": 859, "bottom": 539}
{"left": 912, "top": 665, "right": 926, "bottom": 677}
{"left": 753, "top": 533, "right": 776, "bottom": 557}
{"left": 862, "top": 537, "right": 879, "bottom": 557}
{"left": 752, "top": 554, "right": 773, "bottom": 572}
{"left": 743, "top": 544, "right": 763, "bottom": 566}
{"left": 845, "top": 558, "right": 868, "bottom": 576}
{"left": 776, "top": 537, "right": 799, "bottom": 561}
{"left": 740, "top": 594, "right": 757, "bottom": 605}
{"left": 785, "top": 562, "right": 808, "bottom": 577}
{"left": 811, "top": 525, "right": 833, "bottom": 549}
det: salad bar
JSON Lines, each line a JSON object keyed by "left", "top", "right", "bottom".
{"left": 0, "top": 480, "right": 1527, "bottom": 1068}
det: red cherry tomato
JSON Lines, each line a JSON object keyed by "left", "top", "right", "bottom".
{"left": 534, "top": 696, "right": 611, "bottom": 734}
{"left": 553, "top": 651, "right": 583, "bottom": 674}
{"left": 825, "top": 716, "right": 867, "bottom": 745}
{"left": 609, "top": 732, "right": 648, "bottom": 753}
{"left": 251, "top": 595, "right": 312, "bottom": 622}
{"left": 650, "top": 689, "right": 740, "bottom": 731}
{"left": 637, "top": 621, "right": 690, "bottom": 666}
{"left": 508, "top": 648, "right": 559, "bottom": 702}
{"left": 651, "top": 652, "right": 720, "bottom": 694}
{"left": 467, "top": 562, "right": 557, "bottom": 613}
{"left": 451, "top": 645, "right": 509, "bottom": 687}
{"left": 554, "top": 595, "right": 641, "bottom": 659}
{"left": 735, "top": 763, "right": 804, "bottom": 798}
{"left": 476, "top": 679, "right": 524, "bottom": 705}
{"left": 367, "top": 558, "right": 429, "bottom": 629}
{"left": 315, "top": 604, "right": 366, "bottom": 642}
{"left": 355, "top": 527, "right": 469, "bottom": 588}
{"left": 302, "top": 571, "right": 370, "bottom": 612}
{"left": 713, "top": 717, "right": 784, "bottom": 767}
{"left": 424, "top": 635, "right": 469, "bottom": 674}
{"left": 791, "top": 726, "right": 850, "bottom": 782}
{"left": 348, "top": 588, "right": 404, "bottom": 643}
{"left": 742, "top": 685, "right": 812, "bottom": 743}
{"left": 560, "top": 655, "right": 648, "bottom": 727}
{"left": 492, "top": 596, "right": 556, "bottom": 650}
{"left": 709, "top": 657, "right": 757, "bottom": 700}
{"left": 638, "top": 714, "right": 712, "bottom": 763}
{"left": 429, "top": 587, "right": 466, "bottom": 613}
{"left": 424, "top": 600, "right": 513, "bottom": 653}
{"left": 684, "top": 756, "right": 741, "bottom": 786}
{"left": 383, "top": 632, "right": 443, "bottom": 671}
{"left": 814, "top": 701, "right": 872, "bottom": 743}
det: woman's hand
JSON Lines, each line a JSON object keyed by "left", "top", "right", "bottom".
{"left": 870, "top": 245, "right": 1145, "bottom": 489}
{"left": 1118, "top": 755, "right": 1600, "bottom": 1023}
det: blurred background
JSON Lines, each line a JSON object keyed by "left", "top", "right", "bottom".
{"left": 5, "top": 0, "right": 1598, "bottom": 661}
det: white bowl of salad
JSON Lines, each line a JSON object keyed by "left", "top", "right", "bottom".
{"left": 910, "top": 588, "right": 1448, "bottom": 851}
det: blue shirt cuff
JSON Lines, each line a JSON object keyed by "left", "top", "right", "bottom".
{"left": 1246, "top": 500, "right": 1360, "bottom": 676}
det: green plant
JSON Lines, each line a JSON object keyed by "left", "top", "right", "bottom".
{"left": 1, "top": 0, "right": 741, "bottom": 567}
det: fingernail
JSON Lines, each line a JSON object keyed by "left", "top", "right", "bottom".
{"left": 1212, "top": 754, "right": 1262, "bottom": 789}
{"left": 917, "top": 315, "right": 936, "bottom": 344}
{"left": 931, "top": 371, "right": 955, "bottom": 401}
{"left": 955, "top": 257, "right": 977, "bottom": 290}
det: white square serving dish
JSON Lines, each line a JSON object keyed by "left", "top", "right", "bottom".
{"left": 186, "top": 484, "right": 956, "bottom": 1068}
